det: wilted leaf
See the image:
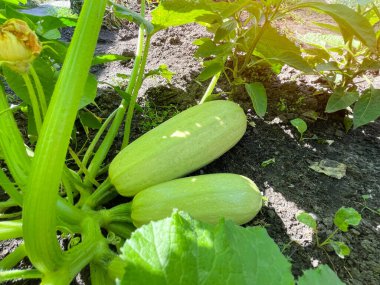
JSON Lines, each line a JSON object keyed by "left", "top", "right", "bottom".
{"left": 309, "top": 159, "right": 346, "bottom": 179}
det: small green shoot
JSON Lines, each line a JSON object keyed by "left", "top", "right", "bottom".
{"left": 290, "top": 118, "right": 307, "bottom": 140}
{"left": 261, "top": 158, "right": 275, "bottom": 167}
{"left": 357, "top": 195, "right": 380, "bottom": 216}
{"left": 297, "top": 207, "right": 362, "bottom": 258}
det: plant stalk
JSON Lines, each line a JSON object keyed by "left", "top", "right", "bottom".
{"left": 23, "top": 0, "right": 108, "bottom": 273}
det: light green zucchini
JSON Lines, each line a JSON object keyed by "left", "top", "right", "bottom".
{"left": 131, "top": 173, "right": 263, "bottom": 227}
{"left": 109, "top": 100, "right": 247, "bottom": 196}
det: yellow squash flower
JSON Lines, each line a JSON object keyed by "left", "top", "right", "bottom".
{"left": 0, "top": 19, "right": 42, "bottom": 73}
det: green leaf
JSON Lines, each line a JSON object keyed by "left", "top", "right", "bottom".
{"left": 112, "top": 2, "right": 154, "bottom": 34}
{"left": 245, "top": 83, "right": 267, "bottom": 118}
{"left": 290, "top": 118, "right": 307, "bottom": 138}
{"left": 78, "top": 110, "right": 102, "bottom": 130}
{"left": 214, "top": 18, "right": 237, "bottom": 42}
{"left": 298, "top": 264, "right": 345, "bottom": 285}
{"left": 353, "top": 88, "right": 380, "bottom": 128}
{"left": 119, "top": 211, "right": 295, "bottom": 285}
{"left": 144, "top": 64, "right": 175, "bottom": 83}
{"left": 152, "top": 0, "right": 214, "bottom": 32}
{"left": 194, "top": 38, "right": 234, "bottom": 58}
{"left": 255, "top": 26, "right": 313, "bottom": 73}
{"left": 315, "top": 62, "right": 340, "bottom": 72}
{"left": 329, "top": 241, "right": 351, "bottom": 258}
{"left": 261, "top": 158, "right": 275, "bottom": 167}
{"left": 197, "top": 59, "right": 224, "bottom": 81}
{"left": 210, "top": 0, "right": 251, "bottom": 19}
{"left": 295, "top": 2, "right": 377, "bottom": 51}
{"left": 333, "top": 207, "right": 361, "bottom": 232}
{"left": 359, "top": 58, "right": 380, "bottom": 71}
{"left": 325, "top": 89, "right": 359, "bottom": 113}
{"left": 2, "top": 0, "right": 26, "bottom": 5}
{"left": 91, "top": 54, "right": 132, "bottom": 66}
{"left": 78, "top": 74, "right": 98, "bottom": 110}
{"left": 296, "top": 212, "right": 317, "bottom": 231}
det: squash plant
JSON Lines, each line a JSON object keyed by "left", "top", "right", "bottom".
{"left": 0, "top": 0, "right": 345, "bottom": 284}
{"left": 295, "top": 0, "right": 380, "bottom": 129}
{"left": 152, "top": 0, "right": 379, "bottom": 126}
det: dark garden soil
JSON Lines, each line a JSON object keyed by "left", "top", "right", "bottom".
{"left": 1, "top": 1, "right": 380, "bottom": 284}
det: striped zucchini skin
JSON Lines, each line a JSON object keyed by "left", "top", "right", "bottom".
{"left": 109, "top": 100, "right": 247, "bottom": 196}
{"left": 131, "top": 174, "right": 263, "bottom": 227}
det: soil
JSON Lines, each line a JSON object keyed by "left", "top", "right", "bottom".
{"left": 1, "top": 1, "right": 380, "bottom": 284}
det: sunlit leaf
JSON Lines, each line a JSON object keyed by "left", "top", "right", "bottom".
{"left": 296, "top": 212, "right": 317, "bottom": 231}
{"left": 119, "top": 211, "right": 295, "bottom": 285}
{"left": 197, "top": 59, "right": 224, "bottom": 81}
{"left": 353, "top": 88, "right": 380, "bottom": 128}
{"left": 333, "top": 207, "right": 361, "bottom": 232}
{"left": 298, "top": 265, "right": 345, "bottom": 285}
{"left": 112, "top": 1, "right": 154, "bottom": 34}
{"left": 151, "top": 0, "right": 214, "bottom": 32}
{"left": 290, "top": 118, "right": 307, "bottom": 138}
{"left": 255, "top": 26, "right": 313, "bottom": 73}
{"left": 295, "top": 2, "right": 377, "bottom": 51}
{"left": 325, "top": 89, "right": 359, "bottom": 113}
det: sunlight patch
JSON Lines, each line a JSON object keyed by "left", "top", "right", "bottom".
{"left": 264, "top": 182, "right": 314, "bottom": 246}
{"left": 170, "top": 130, "right": 191, "bottom": 138}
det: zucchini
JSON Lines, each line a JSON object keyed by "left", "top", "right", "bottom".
{"left": 131, "top": 173, "right": 263, "bottom": 226}
{"left": 109, "top": 100, "right": 247, "bottom": 196}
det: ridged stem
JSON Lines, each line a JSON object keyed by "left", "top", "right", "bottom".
{"left": 23, "top": 0, "right": 107, "bottom": 273}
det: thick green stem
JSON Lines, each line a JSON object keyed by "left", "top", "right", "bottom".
{"left": 23, "top": 0, "right": 107, "bottom": 273}
{"left": 105, "top": 222, "right": 135, "bottom": 240}
{"left": 90, "top": 263, "right": 115, "bottom": 285}
{"left": 0, "top": 243, "right": 26, "bottom": 270}
{"left": 82, "top": 178, "right": 116, "bottom": 209}
{"left": 100, "top": 202, "right": 133, "bottom": 225}
{"left": 22, "top": 73, "right": 42, "bottom": 134}
{"left": 0, "top": 220, "right": 23, "bottom": 240}
{"left": 0, "top": 84, "right": 31, "bottom": 190}
{"left": 199, "top": 71, "right": 221, "bottom": 104}
{"left": 30, "top": 65, "right": 47, "bottom": 116}
{"left": 41, "top": 217, "right": 108, "bottom": 285}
